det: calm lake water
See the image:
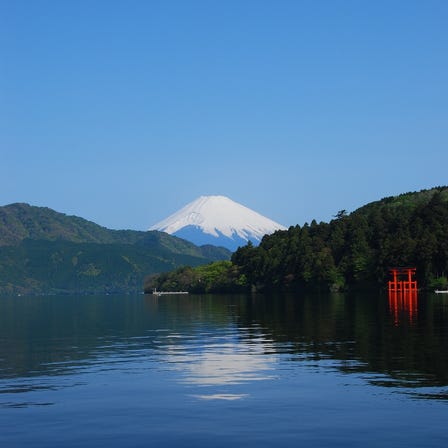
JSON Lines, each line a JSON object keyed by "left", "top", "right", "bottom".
{"left": 1, "top": 292, "right": 447, "bottom": 447}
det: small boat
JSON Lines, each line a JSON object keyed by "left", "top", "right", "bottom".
{"left": 434, "top": 290, "right": 448, "bottom": 294}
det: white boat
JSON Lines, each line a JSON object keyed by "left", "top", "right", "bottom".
{"left": 435, "top": 290, "right": 448, "bottom": 294}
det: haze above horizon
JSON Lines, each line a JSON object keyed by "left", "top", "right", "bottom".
{"left": 1, "top": 1, "right": 447, "bottom": 230}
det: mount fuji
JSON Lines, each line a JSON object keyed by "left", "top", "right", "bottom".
{"left": 149, "top": 195, "right": 287, "bottom": 251}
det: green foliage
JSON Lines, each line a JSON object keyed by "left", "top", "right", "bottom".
{"left": 428, "top": 276, "right": 448, "bottom": 290}
{"left": 231, "top": 186, "right": 448, "bottom": 292}
{"left": 0, "top": 203, "right": 231, "bottom": 294}
{"left": 0, "top": 239, "right": 226, "bottom": 295}
{"left": 0, "top": 203, "right": 231, "bottom": 262}
{"left": 145, "top": 261, "right": 248, "bottom": 294}
{"left": 3, "top": 186, "right": 447, "bottom": 295}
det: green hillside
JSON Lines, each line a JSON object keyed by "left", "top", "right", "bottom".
{"left": 233, "top": 186, "right": 448, "bottom": 292}
{"left": 0, "top": 203, "right": 141, "bottom": 246}
{"left": 0, "top": 203, "right": 230, "bottom": 295}
{"left": 149, "top": 187, "right": 448, "bottom": 293}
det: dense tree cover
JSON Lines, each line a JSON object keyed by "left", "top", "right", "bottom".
{"left": 232, "top": 187, "right": 448, "bottom": 292}
{"left": 0, "top": 203, "right": 229, "bottom": 260}
{"left": 149, "top": 187, "right": 448, "bottom": 293}
{"left": 145, "top": 260, "right": 248, "bottom": 294}
{"left": 0, "top": 239, "right": 231, "bottom": 296}
{"left": 0, "top": 203, "right": 230, "bottom": 295}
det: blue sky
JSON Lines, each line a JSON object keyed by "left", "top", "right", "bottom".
{"left": 1, "top": 0, "right": 447, "bottom": 230}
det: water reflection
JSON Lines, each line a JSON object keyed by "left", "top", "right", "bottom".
{"left": 169, "top": 341, "right": 276, "bottom": 386}
{"left": 388, "top": 289, "right": 418, "bottom": 325}
{"left": 156, "top": 328, "right": 277, "bottom": 400}
{"left": 0, "top": 293, "right": 448, "bottom": 402}
{"left": 192, "top": 393, "right": 249, "bottom": 401}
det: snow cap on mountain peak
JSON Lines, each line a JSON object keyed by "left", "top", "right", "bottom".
{"left": 149, "top": 195, "right": 287, "bottom": 251}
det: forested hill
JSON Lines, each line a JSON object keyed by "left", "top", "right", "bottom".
{"left": 232, "top": 186, "right": 448, "bottom": 291}
{"left": 148, "top": 187, "right": 448, "bottom": 294}
{"left": 0, "top": 203, "right": 230, "bottom": 295}
{"left": 0, "top": 202, "right": 141, "bottom": 246}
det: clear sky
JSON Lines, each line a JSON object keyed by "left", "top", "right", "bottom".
{"left": 1, "top": 0, "right": 447, "bottom": 230}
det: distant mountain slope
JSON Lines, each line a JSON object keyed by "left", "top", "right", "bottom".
{"left": 353, "top": 187, "right": 448, "bottom": 217}
{"left": 0, "top": 203, "right": 230, "bottom": 295}
{"left": 149, "top": 186, "right": 448, "bottom": 294}
{"left": 0, "top": 203, "right": 142, "bottom": 246}
{"left": 150, "top": 195, "right": 287, "bottom": 251}
{"left": 230, "top": 186, "right": 448, "bottom": 292}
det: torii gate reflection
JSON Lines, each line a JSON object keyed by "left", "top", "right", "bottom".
{"left": 388, "top": 267, "right": 418, "bottom": 325}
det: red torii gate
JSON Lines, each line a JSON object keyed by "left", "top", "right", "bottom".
{"left": 388, "top": 267, "right": 418, "bottom": 325}
{"left": 388, "top": 267, "right": 417, "bottom": 293}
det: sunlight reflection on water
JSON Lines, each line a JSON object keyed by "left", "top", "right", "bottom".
{"left": 157, "top": 328, "right": 277, "bottom": 399}
{"left": 1, "top": 293, "right": 448, "bottom": 447}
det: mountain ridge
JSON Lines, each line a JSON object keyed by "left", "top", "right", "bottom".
{"left": 147, "top": 186, "right": 448, "bottom": 293}
{"left": 0, "top": 203, "right": 230, "bottom": 295}
{"left": 0, "top": 202, "right": 142, "bottom": 246}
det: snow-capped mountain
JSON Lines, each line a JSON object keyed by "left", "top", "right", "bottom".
{"left": 149, "top": 195, "right": 287, "bottom": 251}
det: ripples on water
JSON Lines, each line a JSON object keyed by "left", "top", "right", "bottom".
{"left": 0, "top": 293, "right": 447, "bottom": 447}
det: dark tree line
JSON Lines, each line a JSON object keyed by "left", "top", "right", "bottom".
{"left": 232, "top": 187, "right": 448, "bottom": 292}
{"left": 144, "top": 261, "right": 248, "bottom": 294}
{"left": 147, "top": 187, "right": 448, "bottom": 294}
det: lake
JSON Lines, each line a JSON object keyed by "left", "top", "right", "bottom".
{"left": 1, "top": 292, "right": 447, "bottom": 447}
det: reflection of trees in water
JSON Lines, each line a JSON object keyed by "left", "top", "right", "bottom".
{"left": 236, "top": 293, "right": 448, "bottom": 391}
{"left": 1, "top": 293, "right": 447, "bottom": 395}
{"left": 0, "top": 294, "right": 245, "bottom": 380}
{"left": 0, "top": 295, "right": 165, "bottom": 379}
